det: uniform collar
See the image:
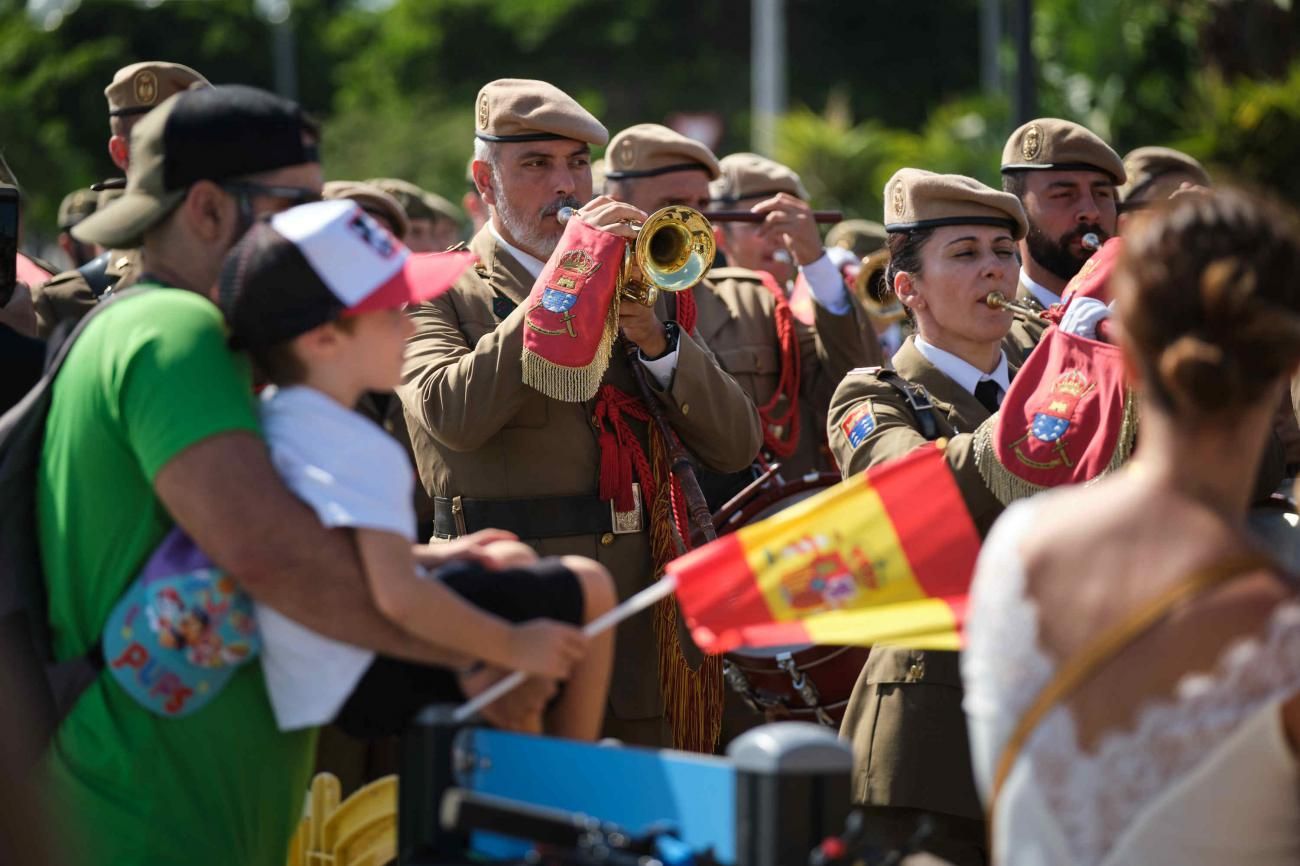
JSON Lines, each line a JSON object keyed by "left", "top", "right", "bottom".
{"left": 1019, "top": 267, "right": 1061, "bottom": 309}
{"left": 913, "top": 336, "right": 1011, "bottom": 397}
{"left": 489, "top": 224, "right": 546, "bottom": 280}
{"left": 470, "top": 226, "right": 536, "bottom": 307}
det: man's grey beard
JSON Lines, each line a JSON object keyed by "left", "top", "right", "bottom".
{"left": 493, "top": 184, "right": 581, "bottom": 261}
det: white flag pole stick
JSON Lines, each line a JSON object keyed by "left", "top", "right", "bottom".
{"left": 453, "top": 574, "right": 681, "bottom": 724}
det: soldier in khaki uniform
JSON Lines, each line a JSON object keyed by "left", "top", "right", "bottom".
{"left": 697, "top": 151, "right": 880, "bottom": 481}
{"left": 33, "top": 61, "right": 209, "bottom": 337}
{"left": 829, "top": 170, "right": 1030, "bottom": 866}
{"left": 322, "top": 180, "right": 410, "bottom": 239}
{"left": 55, "top": 188, "right": 101, "bottom": 268}
{"left": 1117, "top": 145, "right": 1211, "bottom": 213}
{"left": 367, "top": 177, "right": 465, "bottom": 252}
{"left": 604, "top": 126, "right": 877, "bottom": 500}
{"left": 998, "top": 118, "right": 1126, "bottom": 356}
{"left": 396, "top": 80, "right": 762, "bottom": 749}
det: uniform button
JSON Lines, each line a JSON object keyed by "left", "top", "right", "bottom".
{"left": 600, "top": 532, "right": 615, "bottom": 546}
{"left": 906, "top": 661, "right": 926, "bottom": 682}
{"left": 681, "top": 403, "right": 691, "bottom": 415}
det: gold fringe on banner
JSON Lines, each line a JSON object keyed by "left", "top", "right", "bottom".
{"left": 521, "top": 296, "right": 622, "bottom": 402}
{"left": 648, "top": 429, "right": 724, "bottom": 754}
{"left": 974, "top": 388, "right": 1140, "bottom": 506}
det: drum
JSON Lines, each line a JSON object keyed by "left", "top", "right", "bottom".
{"left": 712, "top": 468, "right": 870, "bottom": 727}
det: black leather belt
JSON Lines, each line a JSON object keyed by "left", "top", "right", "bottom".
{"left": 432, "top": 493, "right": 633, "bottom": 539}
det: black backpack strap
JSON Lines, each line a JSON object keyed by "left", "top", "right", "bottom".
{"left": 0, "top": 288, "right": 143, "bottom": 757}
{"left": 875, "top": 369, "right": 941, "bottom": 441}
{"left": 75, "top": 251, "right": 115, "bottom": 299}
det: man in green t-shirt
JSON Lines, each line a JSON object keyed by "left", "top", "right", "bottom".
{"left": 44, "top": 85, "right": 546, "bottom": 866}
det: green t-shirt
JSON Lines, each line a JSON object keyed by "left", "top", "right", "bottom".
{"left": 38, "top": 286, "right": 314, "bottom": 866}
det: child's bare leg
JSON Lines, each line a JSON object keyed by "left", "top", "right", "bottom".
{"left": 546, "top": 556, "right": 616, "bottom": 740}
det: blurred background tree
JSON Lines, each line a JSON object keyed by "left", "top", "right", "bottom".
{"left": 3, "top": 0, "right": 1299, "bottom": 265}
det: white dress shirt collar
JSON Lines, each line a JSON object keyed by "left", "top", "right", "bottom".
{"left": 913, "top": 336, "right": 1011, "bottom": 397}
{"left": 490, "top": 224, "right": 546, "bottom": 280}
{"left": 1019, "top": 267, "right": 1062, "bottom": 309}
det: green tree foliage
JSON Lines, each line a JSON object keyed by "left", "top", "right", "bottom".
{"left": 1181, "top": 63, "right": 1300, "bottom": 202}
{"left": 4, "top": 0, "right": 1300, "bottom": 250}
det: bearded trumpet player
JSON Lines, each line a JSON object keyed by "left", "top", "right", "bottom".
{"left": 396, "top": 80, "right": 760, "bottom": 752}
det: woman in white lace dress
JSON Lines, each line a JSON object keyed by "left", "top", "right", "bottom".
{"left": 963, "top": 188, "right": 1300, "bottom": 866}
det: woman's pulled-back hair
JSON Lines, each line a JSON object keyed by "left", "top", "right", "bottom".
{"left": 883, "top": 227, "right": 935, "bottom": 323}
{"left": 1114, "top": 187, "right": 1300, "bottom": 419}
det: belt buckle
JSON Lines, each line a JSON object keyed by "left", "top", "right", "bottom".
{"left": 451, "top": 495, "right": 468, "bottom": 536}
{"left": 610, "top": 482, "right": 643, "bottom": 535}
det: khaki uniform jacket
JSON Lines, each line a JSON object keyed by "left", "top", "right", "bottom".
{"left": 827, "top": 337, "right": 1019, "bottom": 535}
{"left": 1006, "top": 276, "right": 1048, "bottom": 362}
{"left": 699, "top": 267, "right": 881, "bottom": 477}
{"left": 396, "top": 228, "right": 762, "bottom": 727}
{"left": 31, "top": 249, "right": 141, "bottom": 339}
{"left": 828, "top": 337, "right": 1019, "bottom": 822}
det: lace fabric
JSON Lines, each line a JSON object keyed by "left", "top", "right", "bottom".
{"left": 964, "top": 495, "right": 1300, "bottom": 866}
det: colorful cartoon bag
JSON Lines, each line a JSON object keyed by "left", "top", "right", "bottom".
{"left": 101, "top": 528, "right": 260, "bottom": 718}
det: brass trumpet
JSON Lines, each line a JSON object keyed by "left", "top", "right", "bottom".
{"left": 556, "top": 205, "right": 716, "bottom": 306}
{"left": 984, "top": 291, "right": 1050, "bottom": 324}
{"left": 853, "top": 248, "right": 908, "bottom": 324}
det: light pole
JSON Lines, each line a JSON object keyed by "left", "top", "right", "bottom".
{"left": 751, "top": 0, "right": 786, "bottom": 157}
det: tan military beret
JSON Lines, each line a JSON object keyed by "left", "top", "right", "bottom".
{"left": 96, "top": 186, "right": 124, "bottom": 210}
{"left": 474, "top": 78, "right": 607, "bottom": 146}
{"left": 1001, "top": 117, "right": 1125, "bottom": 183}
{"left": 604, "top": 123, "right": 720, "bottom": 181}
{"left": 322, "top": 180, "right": 410, "bottom": 240}
{"left": 57, "top": 188, "right": 99, "bottom": 230}
{"left": 366, "top": 177, "right": 463, "bottom": 224}
{"left": 105, "top": 61, "right": 210, "bottom": 118}
{"left": 1118, "top": 146, "right": 1211, "bottom": 204}
{"left": 825, "top": 219, "right": 888, "bottom": 257}
{"left": 711, "top": 152, "right": 809, "bottom": 203}
{"left": 884, "top": 168, "right": 1027, "bottom": 240}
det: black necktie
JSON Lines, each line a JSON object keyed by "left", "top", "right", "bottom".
{"left": 974, "top": 379, "right": 1002, "bottom": 414}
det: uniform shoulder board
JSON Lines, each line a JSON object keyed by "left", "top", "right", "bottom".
{"left": 847, "top": 365, "right": 884, "bottom": 376}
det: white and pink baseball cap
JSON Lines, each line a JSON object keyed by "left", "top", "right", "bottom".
{"left": 218, "top": 198, "right": 475, "bottom": 349}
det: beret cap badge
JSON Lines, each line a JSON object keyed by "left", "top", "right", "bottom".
{"left": 892, "top": 184, "right": 906, "bottom": 218}
{"left": 134, "top": 70, "right": 159, "bottom": 106}
{"left": 477, "top": 93, "right": 489, "bottom": 130}
{"left": 1022, "top": 124, "right": 1042, "bottom": 160}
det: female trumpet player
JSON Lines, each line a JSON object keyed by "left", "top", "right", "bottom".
{"left": 829, "top": 169, "right": 1043, "bottom": 866}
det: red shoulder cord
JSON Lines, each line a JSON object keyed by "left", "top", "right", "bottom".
{"left": 754, "top": 271, "right": 802, "bottom": 459}
{"left": 591, "top": 290, "right": 723, "bottom": 754}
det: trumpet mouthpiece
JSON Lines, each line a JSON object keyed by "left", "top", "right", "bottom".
{"left": 1081, "top": 232, "right": 1101, "bottom": 251}
{"left": 985, "top": 291, "right": 1009, "bottom": 310}
{"left": 556, "top": 206, "right": 575, "bottom": 224}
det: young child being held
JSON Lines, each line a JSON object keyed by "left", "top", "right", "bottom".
{"left": 217, "top": 200, "right": 616, "bottom": 739}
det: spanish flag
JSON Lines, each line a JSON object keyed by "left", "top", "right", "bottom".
{"left": 669, "top": 443, "right": 979, "bottom": 652}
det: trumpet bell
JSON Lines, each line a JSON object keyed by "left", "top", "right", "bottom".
{"left": 852, "top": 248, "right": 908, "bottom": 325}
{"left": 634, "top": 205, "right": 716, "bottom": 295}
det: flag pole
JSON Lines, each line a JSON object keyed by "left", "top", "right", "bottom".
{"left": 453, "top": 575, "right": 681, "bottom": 724}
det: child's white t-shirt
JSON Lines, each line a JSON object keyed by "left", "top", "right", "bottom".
{"left": 256, "top": 385, "right": 416, "bottom": 731}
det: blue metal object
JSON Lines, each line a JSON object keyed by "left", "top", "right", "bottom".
{"left": 454, "top": 729, "right": 737, "bottom": 863}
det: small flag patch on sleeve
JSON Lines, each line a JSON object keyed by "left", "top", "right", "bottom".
{"left": 840, "top": 402, "right": 877, "bottom": 449}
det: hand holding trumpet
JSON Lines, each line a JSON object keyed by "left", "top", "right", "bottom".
{"left": 562, "top": 196, "right": 667, "bottom": 355}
